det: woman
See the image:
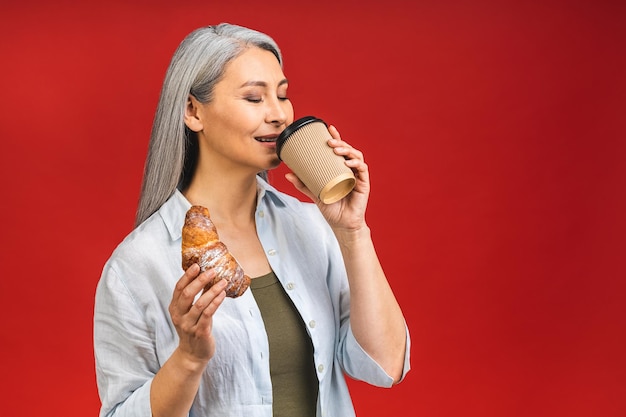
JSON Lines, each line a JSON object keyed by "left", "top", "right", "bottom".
{"left": 94, "top": 23, "right": 410, "bottom": 417}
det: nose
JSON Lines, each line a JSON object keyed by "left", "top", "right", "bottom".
{"left": 266, "top": 97, "right": 289, "bottom": 126}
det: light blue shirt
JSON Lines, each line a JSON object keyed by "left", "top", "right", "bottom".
{"left": 94, "top": 177, "right": 410, "bottom": 417}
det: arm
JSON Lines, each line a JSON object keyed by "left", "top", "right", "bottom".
{"left": 333, "top": 225, "right": 407, "bottom": 382}
{"left": 151, "top": 265, "right": 227, "bottom": 417}
{"left": 286, "top": 125, "right": 407, "bottom": 382}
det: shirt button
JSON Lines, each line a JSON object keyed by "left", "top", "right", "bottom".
{"left": 258, "top": 210, "right": 264, "bottom": 218}
{"left": 267, "top": 249, "right": 277, "bottom": 256}
{"left": 286, "top": 282, "right": 295, "bottom": 290}
{"left": 318, "top": 364, "right": 324, "bottom": 373}
{"left": 308, "top": 320, "right": 316, "bottom": 328}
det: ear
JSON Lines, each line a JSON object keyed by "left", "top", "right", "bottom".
{"left": 184, "top": 95, "right": 204, "bottom": 132}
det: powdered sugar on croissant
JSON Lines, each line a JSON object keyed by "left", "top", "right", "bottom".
{"left": 181, "top": 205, "right": 251, "bottom": 298}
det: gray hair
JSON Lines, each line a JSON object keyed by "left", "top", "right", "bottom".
{"left": 135, "top": 23, "right": 282, "bottom": 226}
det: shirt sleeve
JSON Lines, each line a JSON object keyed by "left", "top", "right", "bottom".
{"left": 94, "top": 260, "right": 156, "bottom": 417}
{"left": 340, "top": 323, "right": 411, "bottom": 388}
{"left": 319, "top": 210, "right": 411, "bottom": 388}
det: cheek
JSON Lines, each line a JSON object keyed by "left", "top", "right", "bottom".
{"left": 285, "top": 101, "right": 295, "bottom": 124}
{"left": 217, "top": 106, "right": 258, "bottom": 134}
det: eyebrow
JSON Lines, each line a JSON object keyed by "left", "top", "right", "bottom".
{"left": 240, "top": 79, "right": 289, "bottom": 88}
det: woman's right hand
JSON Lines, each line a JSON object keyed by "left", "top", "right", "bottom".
{"left": 169, "top": 263, "right": 227, "bottom": 367}
{"left": 151, "top": 266, "right": 226, "bottom": 417}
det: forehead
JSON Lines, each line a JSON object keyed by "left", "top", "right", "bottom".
{"left": 220, "top": 47, "right": 286, "bottom": 86}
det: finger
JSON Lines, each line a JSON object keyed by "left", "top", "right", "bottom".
{"left": 189, "top": 279, "right": 227, "bottom": 328}
{"left": 195, "top": 282, "right": 228, "bottom": 332}
{"left": 172, "top": 264, "right": 202, "bottom": 310}
{"left": 348, "top": 158, "right": 370, "bottom": 184}
{"left": 174, "top": 263, "right": 200, "bottom": 298}
{"left": 194, "top": 278, "right": 228, "bottom": 309}
{"left": 172, "top": 268, "right": 216, "bottom": 316}
{"left": 285, "top": 172, "right": 317, "bottom": 202}
{"left": 335, "top": 146, "right": 364, "bottom": 165}
{"left": 325, "top": 127, "right": 363, "bottom": 161}
{"left": 186, "top": 269, "right": 217, "bottom": 300}
{"left": 328, "top": 125, "right": 341, "bottom": 140}
{"left": 331, "top": 142, "right": 369, "bottom": 186}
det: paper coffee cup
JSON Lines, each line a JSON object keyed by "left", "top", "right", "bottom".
{"left": 277, "top": 116, "right": 356, "bottom": 204}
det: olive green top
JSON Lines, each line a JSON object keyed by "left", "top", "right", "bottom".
{"left": 250, "top": 271, "right": 318, "bottom": 417}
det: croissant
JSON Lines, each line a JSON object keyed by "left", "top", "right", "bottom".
{"left": 181, "top": 205, "right": 251, "bottom": 298}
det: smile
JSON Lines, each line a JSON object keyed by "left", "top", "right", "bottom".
{"left": 255, "top": 136, "right": 278, "bottom": 143}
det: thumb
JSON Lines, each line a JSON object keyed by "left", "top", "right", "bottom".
{"left": 285, "top": 173, "right": 316, "bottom": 202}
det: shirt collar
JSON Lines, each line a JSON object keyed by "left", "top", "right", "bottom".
{"left": 159, "top": 189, "right": 192, "bottom": 242}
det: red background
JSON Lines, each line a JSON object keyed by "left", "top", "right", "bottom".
{"left": 1, "top": 0, "right": 625, "bottom": 415}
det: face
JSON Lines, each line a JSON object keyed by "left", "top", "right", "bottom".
{"left": 186, "top": 46, "right": 294, "bottom": 175}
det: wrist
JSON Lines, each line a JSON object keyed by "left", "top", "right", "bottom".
{"left": 172, "top": 347, "right": 210, "bottom": 375}
{"left": 333, "top": 224, "right": 371, "bottom": 247}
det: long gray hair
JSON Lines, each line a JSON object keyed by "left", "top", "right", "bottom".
{"left": 135, "top": 23, "right": 282, "bottom": 226}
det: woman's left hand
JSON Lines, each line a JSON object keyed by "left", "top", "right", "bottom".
{"left": 285, "top": 125, "right": 370, "bottom": 232}
{"left": 287, "top": 125, "right": 407, "bottom": 383}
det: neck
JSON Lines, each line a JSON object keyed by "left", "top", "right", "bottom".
{"left": 183, "top": 170, "right": 259, "bottom": 227}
